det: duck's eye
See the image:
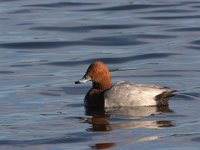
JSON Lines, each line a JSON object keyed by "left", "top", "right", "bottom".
{"left": 84, "top": 75, "right": 91, "bottom": 80}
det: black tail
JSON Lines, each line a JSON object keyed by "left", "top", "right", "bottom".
{"left": 155, "top": 90, "right": 176, "bottom": 106}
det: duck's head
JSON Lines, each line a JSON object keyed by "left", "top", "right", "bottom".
{"left": 75, "top": 61, "right": 112, "bottom": 91}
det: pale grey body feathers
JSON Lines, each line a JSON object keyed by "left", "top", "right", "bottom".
{"left": 104, "top": 82, "right": 172, "bottom": 107}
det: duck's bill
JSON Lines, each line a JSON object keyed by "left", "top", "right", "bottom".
{"left": 75, "top": 78, "right": 90, "bottom": 84}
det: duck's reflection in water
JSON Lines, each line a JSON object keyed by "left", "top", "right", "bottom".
{"left": 90, "top": 142, "right": 116, "bottom": 149}
{"left": 85, "top": 106, "right": 174, "bottom": 132}
{"left": 85, "top": 106, "right": 174, "bottom": 149}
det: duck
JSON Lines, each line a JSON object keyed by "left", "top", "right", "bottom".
{"left": 75, "top": 61, "right": 175, "bottom": 108}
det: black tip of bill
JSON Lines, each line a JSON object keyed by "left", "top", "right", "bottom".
{"left": 75, "top": 81, "right": 81, "bottom": 84}
{"left": 74, "top": 77, "right": 90, "bottom": 84}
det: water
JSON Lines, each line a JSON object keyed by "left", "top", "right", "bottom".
{"left": 1, "top": 0, "right": 200, "bottom": 149}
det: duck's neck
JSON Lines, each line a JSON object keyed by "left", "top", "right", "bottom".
{"left": 92, "top": 81, "right": 112, "bottom": 93}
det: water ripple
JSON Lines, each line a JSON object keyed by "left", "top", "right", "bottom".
{"left": 45, "top": 53, "right": 177, "bottom": 66}
{"left": 82, "top": 4, "right": 177, "bottom": 11}
{"left": 0, "top": 0, "right": 18, "bottom": 2}
{"left": 0, "top": 41, "right": 69, "bottom": 49}
{"left": 85, "top": 36, "right": 146, "bottom": 46}
{"left": 191, "top": 40, "right": 200, "bottom": 45}
{"left": 187, "top": 46, "right": 200, "bottom": 50}
{"left": 167, "top": 27, "right": 200, "bottom": 32}
{"left": 0, "top": 71, "right": 14, "bottom": 74}
{"left": 23, "top": 2, "right": 99, "bottom": 8}
{"left": 143, "top": 15, "right": 200, "bottom": 20}
{"left": 175, "top": 92, "right": 200, "bottom": 100}
{"left": 0, "top": 134, "right": 90, "bottom": 146}
{"left": 0, "top": 35, "right": 146, "bottom": 49}
{"left": 9, "top": 9, "right": 32, "bottom": 14}
{"left": 146, "top": 9, "right": 195, "bottom": 13}
{"left": 135, "top": 34, "right": 176, "bottom": 39}
{"left": 30, "top": 24, "right": 138, "bottom": 32}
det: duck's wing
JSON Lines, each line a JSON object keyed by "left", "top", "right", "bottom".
{"left": 130, "top": 83, "right": 176, "bottom": 105}
{"left": 104, "top": 82, "right": 175, "bottom": 107}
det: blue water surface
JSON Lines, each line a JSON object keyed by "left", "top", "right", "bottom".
{"left": 1, "top": 0, "right": 200, "bottom": 149}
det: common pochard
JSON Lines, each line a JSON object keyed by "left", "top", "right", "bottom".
{"left": 75, "top": 61, "right": 175, "bottom": 107}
